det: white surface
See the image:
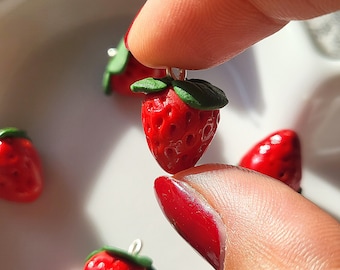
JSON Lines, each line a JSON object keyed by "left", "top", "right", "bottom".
{"left": 0, "top": 1, "right": 339, "bottom": 269}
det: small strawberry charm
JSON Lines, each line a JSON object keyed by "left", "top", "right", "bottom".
{"left": 102, "top": 39, "right": 166, "bottom": 97}
{"left": 131, "top": 69, "right": 228, "bottom": 174}
{"left": 84, "top": 239, "right": 155, "bottom": 270}
{"left": 0, "top": 127, "right": 43, "bottom": 202}
{"left": 239, "top": 129, "right": 302, "bottom": 192}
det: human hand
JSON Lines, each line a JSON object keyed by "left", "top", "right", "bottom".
{"left": 127, "top": 1, "right": 340, "bottom": 269}
{"left": 125, "top": 0, "right": 340, "bottom": 69}
{"left": 154, "top": 164, "right": 340, "bottom": 269}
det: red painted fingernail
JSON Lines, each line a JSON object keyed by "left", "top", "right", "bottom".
{"left": 154, "top": 176, "right": 226, "bottom": 269}
{"left": 124, "top": 8, "right": 143, "bottom": 50}
{"left": 123, "top": 27, "right": 131, "bottom": 50}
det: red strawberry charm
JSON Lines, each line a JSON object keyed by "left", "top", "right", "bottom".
{"left": 84, "top": 239, "right": 155, "bottom": 270}
{"left": 239, "top": 129, "right": 302, "bottom": 192}
{"left": 102, "top": 39, "right": 166, "bottom": 97}
{"left": 0, "top": 127, "right": 43, "bottom": 202}
{"left": 131, "top": 70, "right": 228, "bottom": 174}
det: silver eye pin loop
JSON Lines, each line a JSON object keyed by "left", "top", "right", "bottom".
{"left": 166, "top": 67, "right": 187, "bottom": 81}
{"left": 107, "top": 48, "right": 117, "bottom": 57}
{"left": 128, "top": 239, "right": 143, "bottom": 255}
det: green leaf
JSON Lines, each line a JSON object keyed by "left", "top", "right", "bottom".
{"left": 102, "top": 38, "right": 130, "bottom": 94}
{"left": 102, "top": 71, "right": 112, "bottom": 95}
{"left": 172, "top": 79, "right": 228, "bottom": 110}
{"left": 0, "top": 127, "right": 30, "bottom": 140}
{"left": 130, "top": 77, "right": 170, "bottom": 94}
{"left": 105, "top": 38, "right": 130, "bottom": 74}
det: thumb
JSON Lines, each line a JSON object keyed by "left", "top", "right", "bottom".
{"left": 126, "top": 0, "right": 340, "bottom": 69}
{"left": 154, "top": 164, "right": 340, "bottom": 270}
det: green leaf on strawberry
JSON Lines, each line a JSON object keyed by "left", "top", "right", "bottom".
{"left": 102, "top": 38, "right": 130, "bottom": 94}
{"left": 131, "top": 77, "right": 228, "bottom": 110}
{"left": 173, "top": 78, "right": 228, "bottom": 110}
{"left": 130, "top": 77, "right": 171, "bottom": 93}
{"left": 0, "top": 127, "right": 30, "bottom": 140}
{"left": 105, "top": 39, "right": 130, "bottom": 74}
{"left": 86, "top": 246, "right": 155, "bottom": 270}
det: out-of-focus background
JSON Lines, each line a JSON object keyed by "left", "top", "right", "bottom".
{"left": 0, "top": 1, "right": 339, "bottom": 269}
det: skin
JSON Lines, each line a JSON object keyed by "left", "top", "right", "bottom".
{"left": 127, "top": 0, "right": 340, "bottom": 69}
{"left": 174, "top": 165, "right": 340, "bottom": 269}
{"left": 127, "top": 1, "right": 340, "bottom": 268}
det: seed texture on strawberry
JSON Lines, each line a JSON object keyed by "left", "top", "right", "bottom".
{"left": 239, "top": 129, "right": 302, "bottom": 192}
{"left": 84, "top": 241, "right": 155, "bottom": 270}
{"left": 131, "top": 76, "right": 228, "bottom": 174}
{"left": 102, "top": 39, "right": 166, "bottom": 97}
{"left": 0, "top": 127, "right": 43, "bottom": 202}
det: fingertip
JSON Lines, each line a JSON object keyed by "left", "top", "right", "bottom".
{"left": 126, "top": 0, "right": 286, "bottom": 69}
{"left": 127, "top": 0, "right": 340, "bottom": 70}
{"left": 166, "top": 164, "right": 340, "bottom": 269}
{"left": 126, "top": 0, "right": 215, "bottom": 69}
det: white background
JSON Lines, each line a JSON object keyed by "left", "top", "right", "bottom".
{"left": 0, "top": 1, "right": 339, "bottom": 269}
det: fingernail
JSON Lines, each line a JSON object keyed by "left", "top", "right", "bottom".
{"left": 154, "top": 176, "right": 226, "bottom": 270}
{"left": 124, "top": 8, "right": 143, "bottom": 50}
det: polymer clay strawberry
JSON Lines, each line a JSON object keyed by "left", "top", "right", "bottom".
{"left": 102, "top": 39, "right": 166, "bottom": 97}
{"left": 239, "top": 129, "right": 302, "bottom": 192}
{"left": 84, "top": 240, "right": 155, "bottom": 270}
{"left": 131, "top": 73, "right": 228, "bottom": 174}
{"left": 0, "top": 127, "right": 43, "bottom": 202}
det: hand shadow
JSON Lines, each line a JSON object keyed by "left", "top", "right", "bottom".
{"left": 294, "top": 75, "right": 340, "bottom": 190}
{"left": 190, "top": 48, "right": 265, "bottom": 126}
{"left": 293, "top": 75, "right": 340, "bottom": 220}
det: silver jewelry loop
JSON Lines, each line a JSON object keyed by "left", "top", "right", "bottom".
{"left": 107, "top": 48, "right": 117, "bottom": 57}
{"left": 128, "top": 239, "right": 143, "bottom": 255}
{"left": 166, "top": 67, "right": 187, "bottom": 81}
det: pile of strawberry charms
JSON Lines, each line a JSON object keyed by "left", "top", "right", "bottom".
{"left": 0, "top": 34, "right": 302, "bottom": 270}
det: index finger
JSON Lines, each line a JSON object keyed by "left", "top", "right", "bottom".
{"left": 126, "top": 0, "right": 340, "bottom": 69}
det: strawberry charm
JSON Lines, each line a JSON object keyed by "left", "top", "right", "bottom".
{"left": 0, "top": 127, "right": 43, "bottom": 202}
{"left": 84, "top": 239, "right": 155, "bottom": 270}
{"left": 102, "top": 39, "right": 166, "bottom": 97}
{"left": 131, "top": 69, "right": 228, "bottom": 174}
{"left": 239, "top": 129, "right": 302, "bottom": 192}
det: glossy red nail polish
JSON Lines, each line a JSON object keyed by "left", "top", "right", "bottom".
{"left": 154, "top": 176, "right": 225, "bottom": 269}
{"left": 124, "top": 8, "right": 143, "bottom": 50}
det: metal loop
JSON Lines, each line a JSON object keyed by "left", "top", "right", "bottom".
{"left": 107, "top": 48, "right": 117, "bottom": 57}
{"left": 128, "top": 239, "right": 143, "bottom": 255}
{"left": 166, "top": 67, "right": 187, "bottom": 81}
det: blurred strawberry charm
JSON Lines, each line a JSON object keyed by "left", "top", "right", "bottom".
{"left": 84, "top": 239, "right": 155, "bottom": 270}
{"left": 0, "top": 127, "right": 43, "bottom": 202}
{"left": 239, "top": 129, "right": 302, "bottom": 192}
{"left": 102, "top": 38, "right": 166, "bottom": 97}
{"left": 131, "top": 68, "right": 228, "bottom": 174}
